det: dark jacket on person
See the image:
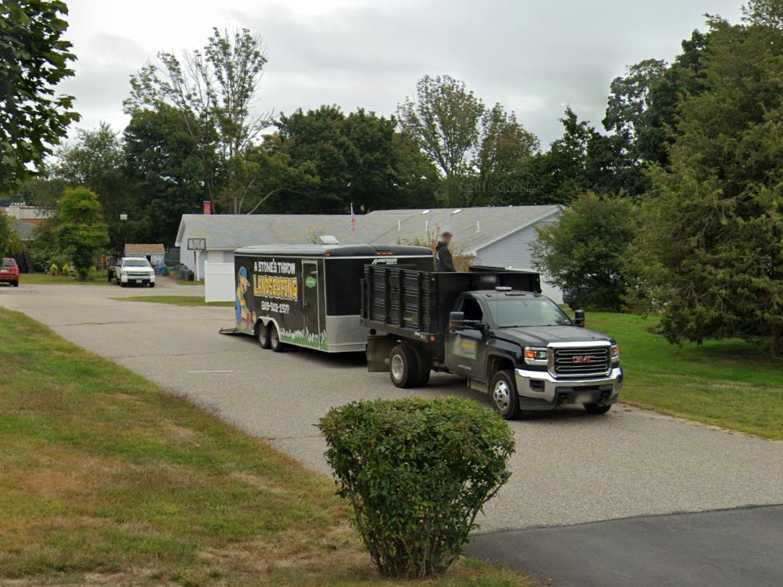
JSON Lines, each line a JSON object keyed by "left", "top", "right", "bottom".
{"left": 435, "top": 241, "right": 455, "bottom": 272}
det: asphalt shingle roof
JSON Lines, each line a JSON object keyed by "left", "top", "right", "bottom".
{"left": 176, "top": 206, "right": 562, "bottom": 254}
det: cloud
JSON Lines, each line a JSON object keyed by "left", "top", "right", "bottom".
{"left": 60, "top": 0, "right": 744, "bottom": 144}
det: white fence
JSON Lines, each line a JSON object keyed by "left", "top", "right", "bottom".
{"left": 204, "top": 261, "right": 235, "bottom": 303}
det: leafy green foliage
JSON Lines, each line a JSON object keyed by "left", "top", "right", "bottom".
{"left": 319, "top": 398, "right": 514, "bottom": 579}
{"left": 54, "top": 123, "right": 134, "bottom": 249}
{"left": 126, "top": 28, "right": 268, "bottom": 212}
{"left": 627, "top": 4, "right": 783, "bottom": 353}
{"left": 398, "top": 75, "right": 537, "bottom": 206}
{"left": 269, "top": 106, "right": 437, "bottom": 213}
{"left": 0, "top": 0, "right": 79, "bottom": 190}
{"left": 533, "top": 193, "right": 635, "bottom": 310}
{"left": 123, "top": 105, "right": 219, "bottom": 244}
{"left": 56, "top": 187, "right": 109, "bottom": 280}
{"left": 0, "top": 212, "right": 11, "bottom": 256}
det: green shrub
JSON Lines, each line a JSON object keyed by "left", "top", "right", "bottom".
{"left": 319, "top": 398, "right": 514, "bottom": 579}
{"left": 48, "top": 263, "right": 59, "bottom": 276}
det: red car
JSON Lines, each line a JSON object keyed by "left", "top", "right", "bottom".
{"left": 0, "top": 257, "right": 19, "bottom": 287}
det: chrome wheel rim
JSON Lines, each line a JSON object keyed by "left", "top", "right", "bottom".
{"left": 390, "top": 353, "right": 404, "bottom": 381}
{"left": 493, "top": 380, "right": 511, "bottom": 413}
{"left": 271, "top": 328, "right": 278, "bottom": 346}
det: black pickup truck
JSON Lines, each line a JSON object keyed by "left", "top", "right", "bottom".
{"left": 361, "top": 266, "right": 623, "bottom": 419}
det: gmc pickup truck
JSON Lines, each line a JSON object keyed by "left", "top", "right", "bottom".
{"left": 362, "top": 266, "right": 623, "bottom": 420}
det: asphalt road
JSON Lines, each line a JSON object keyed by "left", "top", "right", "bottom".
{"left": 2, "top": 281, "right": 782, "bottom": 584}
{"left": 467, "top": 505, "right": 783, "bottom": 587}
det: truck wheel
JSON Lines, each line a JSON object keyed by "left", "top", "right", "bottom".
{"left": 585, "top": 403, "right": 612, "bottom": 415}
{"left": 490, "top": 370, "right": 520, "bottom": 420}
{"left": 269, "top": 324, "right": 285, "bottom": 352}
{"left": 257, "top": 322, "right": 271, "bottom": 349}
{"left": 389, "top": 344, "right": 419, "bottom": 388}
{"left": 413, "top": 348, "right": 431, "bottom": 386}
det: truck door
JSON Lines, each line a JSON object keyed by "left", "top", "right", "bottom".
{"left": 302, "top": 260, "right": 320, "bottom": 332}
{"left": 446, "top": 295, "right": 488, "bottom": 382}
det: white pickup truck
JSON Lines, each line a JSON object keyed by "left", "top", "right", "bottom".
{"left": 113, "top": 257, "right": 156, "bottom": 288}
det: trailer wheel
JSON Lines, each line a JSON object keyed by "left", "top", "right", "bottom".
{"left": 256, "top": 322, "right": 271, "bottom": 349}
{"left": 269, "top": 324, "right": 285, "bottom": 352}
{"left": 389, "top": 344, "right": 419, "bottom": 388}
{"left": 490, "top": 370, "right": 520, "bottom": 420}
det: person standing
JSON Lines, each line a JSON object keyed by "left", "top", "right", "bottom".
{"left": 435, "top": 229, "right": 456, "bottom": 272}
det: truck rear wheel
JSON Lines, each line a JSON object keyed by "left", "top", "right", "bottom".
{"left": 389, "top": 344, "right": 419, "bottom": 388}
{"left": 490, "top": 370, "right": 520, "bottom": 420}
{"left": 269, "top": 324, "right": 285, "bottom": 352}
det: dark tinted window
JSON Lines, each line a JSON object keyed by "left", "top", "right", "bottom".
{"left": 461, "top": 297, "right": 484, "bottom": 321}
{"left": 487, "top": 297, "right": 571, "bottom": 328}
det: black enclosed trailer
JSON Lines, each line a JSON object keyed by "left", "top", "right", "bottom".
{"left": 231, "top": 244, "right": 433, "bottom": 353}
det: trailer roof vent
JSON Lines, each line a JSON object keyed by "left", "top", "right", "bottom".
{"left": 452, "top": 208, "right": 462, "bottom": 214}
{"left": 495, "top": 286, "right": 512, "bottom": 292}
{"left": 318, "top": 235, "right": 339, "bottom": 244}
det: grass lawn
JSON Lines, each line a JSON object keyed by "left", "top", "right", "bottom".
{"left": 21, "top": 271, "right": 111, "bottom": 285}
{"left": 114, "top": 295, "right": 234, "bottom": 308}
{"left": 0, "top": 307, "right": 532, "bottom": 587}
{"left": 588, "top": 312, "right": 783, "bottom": 440}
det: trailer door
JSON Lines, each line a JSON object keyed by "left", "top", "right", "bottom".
{"left": 302, "top": 260, "right": 320, "bottom": 330}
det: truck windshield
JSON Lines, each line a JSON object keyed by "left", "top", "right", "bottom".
{"left": 487, "top": 297, "right": 572, "bottom": 328}
{"left": 122, "top": 259, "right": 150, "bottom": 267}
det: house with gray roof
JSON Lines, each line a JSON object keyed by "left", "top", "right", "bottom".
{"left": 174, "top": 205, "right": 563, "bottom": 300}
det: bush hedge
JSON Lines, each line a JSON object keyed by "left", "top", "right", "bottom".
{"left": 319, "top": 398, "right": 515, "bottom": 579}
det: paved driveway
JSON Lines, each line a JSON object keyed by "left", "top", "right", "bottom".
{"left": 2, "top": 282, "right": 782, "bottom": 584}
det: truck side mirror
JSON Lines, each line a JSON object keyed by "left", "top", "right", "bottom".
{"left": 449, "top": 311, "right": 465, "bottom": 331}
{"left": 574, "top": 309, "right": 586, "bottom": 328}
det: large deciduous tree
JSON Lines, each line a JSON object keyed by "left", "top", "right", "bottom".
{"left": 123, "top": 105, "right": 219, "bottom": 244}
{"left": 532, "top": 193, "right": 635, "bottom": 311}
{"left": 53, "top": 123, "right": 134, "bottom": 249}
{"left": 0, "top": 0, "right": 79, "bottom": 190}
{"left": 56, "top": 187, "right": 109, "bottom": 280}
{"left": 125, "top": 28, "right": 267, "bottom": 213}
{"left": 627, "top": 2, "right": 783, "bottom": 353}
{"left": 397, "top": 75, "right": 537, "bottom": 206}
{"left": 267, "top": 106, "right": 437, "bottom": 213}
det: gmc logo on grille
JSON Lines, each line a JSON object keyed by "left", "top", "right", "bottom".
{"left": 571, "top": 355, "right": 593, "bottom": 364}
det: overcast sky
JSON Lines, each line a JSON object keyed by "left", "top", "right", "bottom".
{"left": 60, "top": 0, "right": 744, "bottom": 146}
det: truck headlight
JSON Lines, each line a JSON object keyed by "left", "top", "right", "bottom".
{"left": 611, "top": 344, "right": 620, "bottom": 364}
{"left": 523, "top": 347, "right": 548, "bottom": 366}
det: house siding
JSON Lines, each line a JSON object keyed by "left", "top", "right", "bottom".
{"left": 472, "top": 214, "right": 562, "bottom": 302}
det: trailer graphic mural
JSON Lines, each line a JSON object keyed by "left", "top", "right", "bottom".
{"left": 232, "top": 245, "right": 434, "bottom": 353}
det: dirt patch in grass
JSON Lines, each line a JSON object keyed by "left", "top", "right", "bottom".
{"left": 0, "top": 308, "right": 533, "bottom": 587}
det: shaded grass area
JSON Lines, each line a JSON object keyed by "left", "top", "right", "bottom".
{"left": 20, "top": 271, "right": 111, "bottom": 285}
{"left": 587, "top": 312, "right": 783, "bottom": 440}
{"left": 0, "top": 308, "right": 532, "bottom": 587}
{"left": 114, "top": 295, "right": 234, "bottom": 307}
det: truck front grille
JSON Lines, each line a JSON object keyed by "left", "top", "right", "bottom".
{"left": 553, "top": 346, "right": 610, "bottom": 378}
{"left": 126, "top": 272, "right": 150, "bottom": 279}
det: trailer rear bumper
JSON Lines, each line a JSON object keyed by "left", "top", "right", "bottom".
{"left": 515, "top": 367, "right": 623, "bottom": 411}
